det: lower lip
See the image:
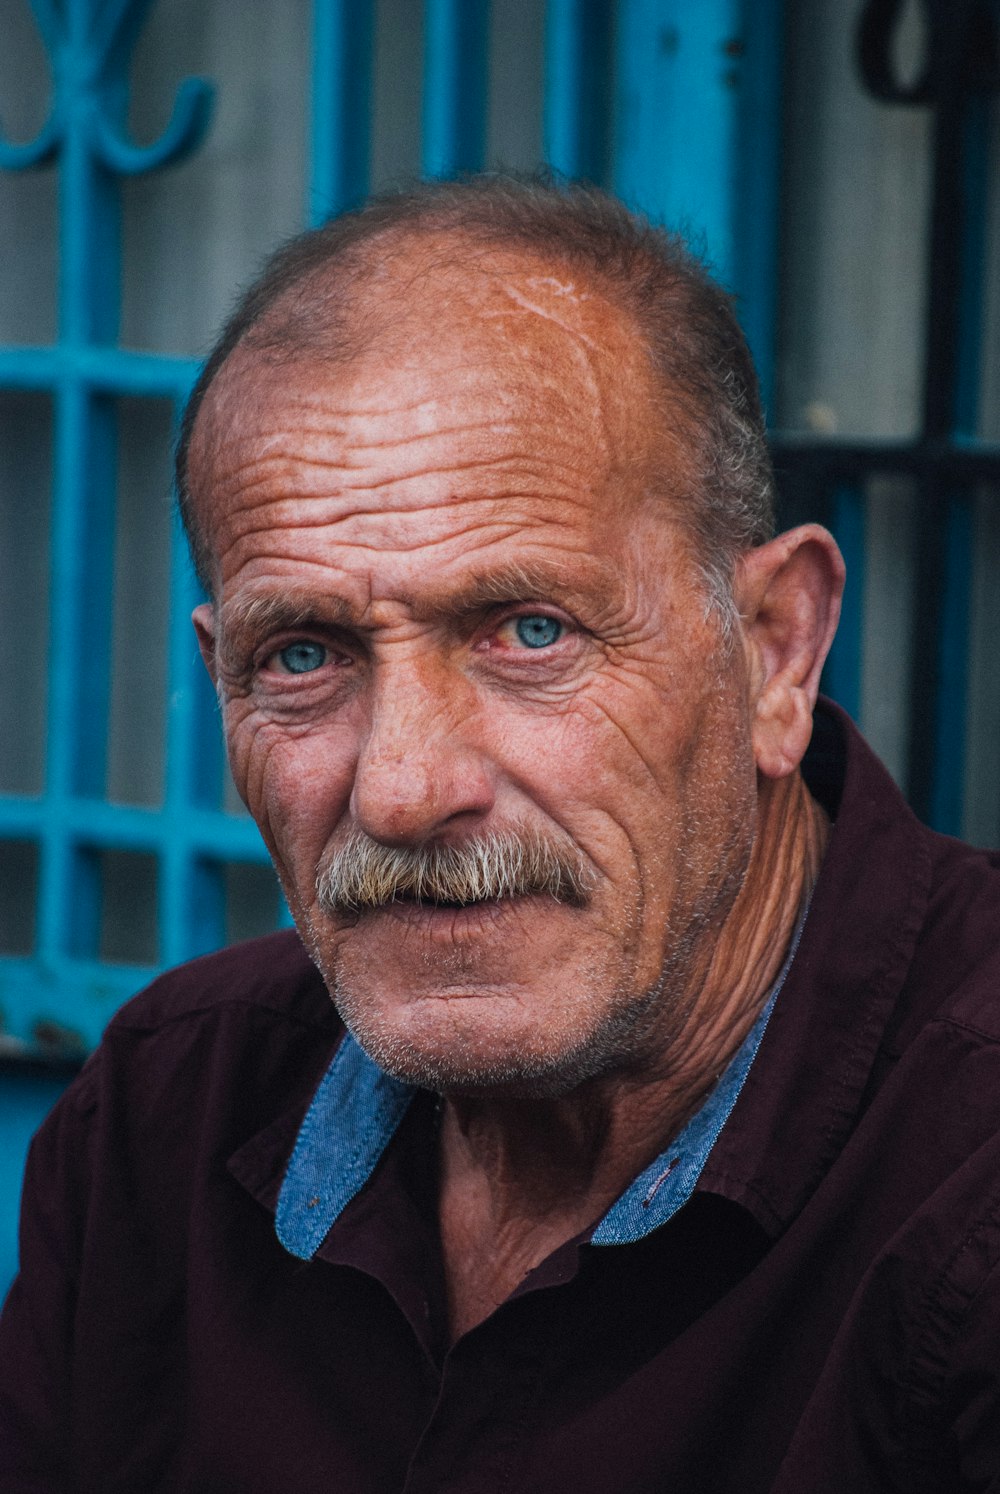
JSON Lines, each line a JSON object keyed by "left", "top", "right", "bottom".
{"left": 351, "top": 894, "right": 564, "bottom": 935}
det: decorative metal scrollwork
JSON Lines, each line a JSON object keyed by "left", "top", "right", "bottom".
{"left": 856, "top": 0, "right": 1000, "bottom": 105}
{"left": 0, "top": 0, "right": 214, "bottom": 174}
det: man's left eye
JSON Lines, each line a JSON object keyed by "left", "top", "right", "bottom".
{"left": 508, "top": 615, "right": 564, "bottom": 649}
{"left": 274, "top": 641, "right": 328, "bottom": 674}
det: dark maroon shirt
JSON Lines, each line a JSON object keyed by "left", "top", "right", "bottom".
{"left": 3, "top": 702, "right": 1000, "bottom": 1493}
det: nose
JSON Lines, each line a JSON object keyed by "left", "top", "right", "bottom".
{"left": 348, "top": 660, "right": 496, "bottom": 845}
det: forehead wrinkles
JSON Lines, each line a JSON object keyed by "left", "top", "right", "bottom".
{"left": 189, "top": 253, "right": 668, "bottom": 574}
{"left": 216, "top": 488, "right": 612, "bottom": 599}
{"left": 206, "top": 373, "right": 618, "bottom": 531}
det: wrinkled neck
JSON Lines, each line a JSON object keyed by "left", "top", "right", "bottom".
{"left": 437, "top": 769, "right": 828, "bottom": 1340}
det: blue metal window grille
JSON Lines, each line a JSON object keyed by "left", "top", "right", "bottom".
{"left": 774, "top": 0, "right": 1000, "bottom": 833}
{"left": 0, "top": 0, "right": 783, "bottom": 1061}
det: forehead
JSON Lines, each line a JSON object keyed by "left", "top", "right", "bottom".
{"left": 188, "top": 247, "right": 686, "bottom": 593}
{"left": 203, "top": 245, "right": 662, "bottom": 423}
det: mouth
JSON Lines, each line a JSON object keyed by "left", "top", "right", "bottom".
{"left": 391, "top": 892, "right": 496, "bottom": 909}
{"left": 351, "top": 889, "right": 557, "bottom": 930}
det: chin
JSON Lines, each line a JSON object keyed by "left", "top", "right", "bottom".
{"left": 333, "top": 978, "right": 666, "bottom": 1099}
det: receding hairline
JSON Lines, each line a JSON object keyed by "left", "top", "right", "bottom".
{"left": 187, "top": 244, "right": 698, "bottom": 604}
{"left": 185, "top": 228, "right": 710, "bottom": 565}
{"left": 260, "top": 228, "right": 644, "bottom": 355}
{"left": 177, "top": 176, "right": 774, "bottom": 605}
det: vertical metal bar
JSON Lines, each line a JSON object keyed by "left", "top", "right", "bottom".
{"left": 52, "top": 19, "right": 98, "bottom": 752}
{"left": 37, "top": 3, "right": 124, "bottom": 970}
{"left": 164, "top": 438, "right": 222, "bottom": 819}
{"left": 187, "top": 858, "right": 226, "bottom": 959}
{"left": 67, "top": 396, "right": 118, "bottom": 800}
{"left": 953, "top": 95, "right": 991, "bottom": 440}
{"left": 61, "top": 4, "right": 122, "bottom": 348}
{"left": 37, "top": 377, "right": 116, "bottom": 966}
{"left": 614, "top": 0, "right": 741, "bottom": 283}
{"left": 905, "top": 493, "right": 948, "bottom": 820}
{"left": 422, "top": 0, "right": 490, "bottom": 178}
{"left": 731, "top": 0, "right": 783, "bottom": 412}
{"left": 162, "top": 457, "right": 223, "bottom": 967}
{"left": 919, "top": 7, "right": 971, "bottom": 443}
{"left": 928, "top": 490, "right": 974, "bottom": 834}
{"left": 310, "top": 0, "right": 375, "bottom": 225}
{"left": 43, "top": 381, "right": 117, "bottom": 802}
{"left": 25, "top": 0, "right": 61, "bottom": 54}
{"left": 906, "top": 1, "right": 988, "bottom": 827}
{"left": 952, "top": 92, "right": 994, "bottom": 837}
{"left": 64, "top": 845, "right": 103, "bottom": 959}
{"left": 543, "top": 0, "right": 612, "bottom": 182}
{"left": 821, "top": 482, "right": 866, "bottom": 721}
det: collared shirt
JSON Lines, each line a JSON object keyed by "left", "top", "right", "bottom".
{"left": 3, "top": 701, "right": 1000, "bottom": 1492}
{"left": 275, "top": 946, "right": 791, "bottom": 1262}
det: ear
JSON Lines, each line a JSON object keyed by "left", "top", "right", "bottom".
{"left": 735, "top": 525, "right": 845, "bottom": 780}
{"left": 192, "top": 603, "right": 218, "bottom": 684}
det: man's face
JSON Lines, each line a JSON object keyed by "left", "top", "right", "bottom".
{"left": 191, "top": 255, "right": 759, "bottom": 1096}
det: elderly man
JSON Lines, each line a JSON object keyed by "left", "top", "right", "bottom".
{"left": 3, "top": 178, "right": 1000, "bottom": 1492}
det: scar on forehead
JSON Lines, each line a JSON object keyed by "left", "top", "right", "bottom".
{"left": 516, "top": 273, "right": 590, "bottom": 301}
{"left": 482, "top": 278, "right": 604, "bottom": 352}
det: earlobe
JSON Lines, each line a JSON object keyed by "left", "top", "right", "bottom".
{"left": 735, "top": 526, "right": 845, "bottom": 780}
{"left": 192, "top": 603, "right": 218, "bottom": 684}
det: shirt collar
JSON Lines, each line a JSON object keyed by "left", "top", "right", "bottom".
{"left": 275, "top": 910, "right": 806, "bottom": 1262}
{"left": 698, "top": 701, "right": 932, "bottom": 1234}
{"left": 276, "top": 1036, "right": 413, "bottom": 1260}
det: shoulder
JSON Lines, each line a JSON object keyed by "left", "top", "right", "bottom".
{"left": 890, "top": 830, "right": 1000, "bottom": 1049}
{"left": 49, "top": 931, "right": 341, "bottom": 1158}
{"left": 107, "top": 928, "right": 336, "bottom": 1038}
{"left": 805, "top": 702, "right": 1000, "bottom": 1056}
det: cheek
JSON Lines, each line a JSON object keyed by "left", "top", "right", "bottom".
{"left": 565, "top": 661, "right": 745, "bottom": 875}
{"left": 483, "top": 685, "right": 685, "bottom": 897}
{"left": 224, "top": 711, "right": 356, "bottom": 864}
{"left": 533, "top": 668, "right": 697, "bottom": 803}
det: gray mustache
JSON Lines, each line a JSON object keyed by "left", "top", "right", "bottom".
{"left": 316, "top": 827, "right": 593, "bottom": 913}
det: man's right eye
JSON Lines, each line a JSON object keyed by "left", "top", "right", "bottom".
{"left": 272, "top": 640, "right": 328, "bottom": 675}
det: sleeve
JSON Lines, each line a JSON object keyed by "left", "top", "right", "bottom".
{"left": 0, "top": 1060, "right": 99, "bottom": 1492}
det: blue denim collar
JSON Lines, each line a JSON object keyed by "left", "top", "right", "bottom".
{"left": 276, "top": 912, "right": 806, "bottom": 1261}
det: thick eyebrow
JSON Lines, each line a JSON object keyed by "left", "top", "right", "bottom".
{"left": 413, "top": 560, "right": 592, "bottom": 615}
{"left": 400, "top": 558, "right": 615, "bottom": 615}
{"left": 215, "top": 591, "right": 356, "bottom": 673}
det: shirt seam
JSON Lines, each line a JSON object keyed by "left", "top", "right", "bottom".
{"left": 917, "top": 1012, "right": 1000, "bottom": 1047}
{"left": 901, "top": 1183, "right": 1000, "bottom": 1480}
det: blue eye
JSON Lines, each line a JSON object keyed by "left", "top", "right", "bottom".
{"left": 277, "top": 641, "right": 327, "bottom": 674}
{"left": 514, "top": 615, "right": 563, "bottom": 649}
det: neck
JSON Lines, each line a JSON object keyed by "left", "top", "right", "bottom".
{"left": 438, "top": 770, "right": 828, "bottom": 1338}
